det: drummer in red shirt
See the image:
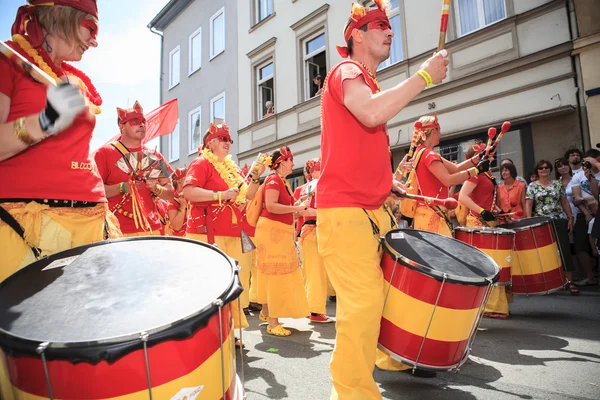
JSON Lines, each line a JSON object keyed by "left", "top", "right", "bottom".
{"left": 94, "top": 101, "right": 175, "bottom": 237}
{"left": 166, "top": 167, "right": 188, "bottom": 236}
{"left": 0, "top": 0, "right": 121, "bottom": 283}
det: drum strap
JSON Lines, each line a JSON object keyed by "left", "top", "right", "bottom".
{"left": 362, "top": 209, "right": 385, "bottom": 251}
{"left": 383, "top": 203, "right": 398, "bottom": 229}
{"left": 0, "top": 205, "right": 42, "bottom": 259}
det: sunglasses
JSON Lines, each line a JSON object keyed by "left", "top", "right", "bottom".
{"left": 538, "top": 166, "right": 551, "bottom": 170}
{"left": 216, "top": 136, "right": 233, "bottom": 144}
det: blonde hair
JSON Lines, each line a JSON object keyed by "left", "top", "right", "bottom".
{"left": 31, "top": 3, "right": 98, "bottom": 49}
{"left": 414, "top": 115, "right": 439, "bottom": 146}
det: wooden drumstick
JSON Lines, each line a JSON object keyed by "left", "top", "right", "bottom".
{"left": 496, "top": 210, "right": 524, "bottom": 218}
{"left": 491, "top": 121, "right": 512, "bottom": 150}
{"left": 0, "top": 39, "right": 56, "bottom": 86}
{"left": 438, "top": 0, "right": 451, "bottom": 51}
{"left": 391, "top": 190, "right": 459, "bottom": 209}
{"left": 485, "top": 127, "right": 497, "bottom": 157}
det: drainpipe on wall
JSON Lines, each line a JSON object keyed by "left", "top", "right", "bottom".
{"left": 149, "top": 26, "right": 164, "bottom": 152}
{"left": 567, "top": 0, "right": 591, "bottom": 150}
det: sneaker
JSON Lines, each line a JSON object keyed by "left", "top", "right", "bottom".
{"left": 248, "top": 302, "right": 262, "bottom": 312}
{"left": 310, "top": 314, "right": 334, "bottom": 324}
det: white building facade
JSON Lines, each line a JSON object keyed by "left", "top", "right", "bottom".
{"left": 237, "top": 0, "right": 584, "bottom": 186}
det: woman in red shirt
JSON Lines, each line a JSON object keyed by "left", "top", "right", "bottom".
{"left": 497, "top": 163, "right": 526, "bottom": 221}
{"left": 255, "top": 147, "right": 310, "bottom": 336}
{"left": 0, "top": 0, "right": 120, "bottom": 283}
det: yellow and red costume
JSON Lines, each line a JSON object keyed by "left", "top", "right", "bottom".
{"left": 94, "top": 102, "right": 172, "bottom": 237}
{"left": 318, "top": 2, "right": 413, "bottom": 397}
{"left": 183, "top": 123, "right": 249, "bottom": 329}
{"left": 255, "top": 148, "right": 309, "bottom": 321}
{"left": 0, "top": 0, "right": 120, "bottom": 284}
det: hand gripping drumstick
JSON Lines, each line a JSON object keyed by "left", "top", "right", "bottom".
{"left": 0, "top": 39, "right": 56, "bottom": 87}
{"left": 496, "top": 209, "right": 524, "bottom": 218}
{"left": 391, "top": 190, "right": 459, "bottom": 210}
{"left": 438, "top": 0, "right": 451, "bottom": 51}
{"left": 485, "top": 127, "right": 497, "bottom": 157}
{"left": 397, "top": 121, "right": 422, "bottom": 178}
{"left": 491, "top": 121, "right": 512, "bottom": 150}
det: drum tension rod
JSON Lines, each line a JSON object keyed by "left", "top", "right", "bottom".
{"left": 213, "top": 299, "right": 227, "bottom": 400}
{"left": 140, "top": 331, "right": 153, "bottom": 400}
{"left": 37, "top": 342, "right": 54, "bottom": 400}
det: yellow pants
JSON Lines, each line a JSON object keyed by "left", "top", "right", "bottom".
{"left": 466, "top": 216, "right": 508, "bottom": 316}
{"left": 236, "top": 249, "right": 254, "bottom": 309}
{"left": 413, "top": 204, "right": 452, "bottom": 237}
{"left": 0, "top": 202, "right": 121, "bottom": 400}
{"left": 317, "top": 206, "right": 409, "bottom": 400}
{"left": 186, "top": 233, "right": 249, "bottom": 329}
{"left": 248, "top": 250, "right": 259, "bottom": 303}
{"left": 0, "top": 202, "right": 121, "bottom": 283}
{"left": 300, "top": 225, "right": 329, "bottom": 315}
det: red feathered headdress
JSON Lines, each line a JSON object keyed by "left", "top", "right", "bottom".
{"left": 202, "top": 123, "right": 232, "bottom": 150}
{"left": 336, "top": 1, "right": 391, "bottom": 58}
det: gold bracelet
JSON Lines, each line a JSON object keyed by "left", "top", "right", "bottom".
{"left": 212, "top": 191, "right": 218, "bottom": 201}
{"left": 14, "top": 118, "right": 36, "bottom": 145}
{"left": 155, "top": 185, "right": 164, "bottom": 196}
{"left": 416, "top": 69, "right": 433, "bottom": 87}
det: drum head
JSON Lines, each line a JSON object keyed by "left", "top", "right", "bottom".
{"left": 0, "top": 237, "right": 237, "bottom": 360}
{"left": 384, "top": 229, "right": 499, "bottom": 285}
{"left": 499, "top": 216, "right": 551, "bottom": 230}
{"left": 454, "top": 226, "right": 515, "bottom": 235}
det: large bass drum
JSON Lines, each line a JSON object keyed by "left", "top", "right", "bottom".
{"left": 0, "top": 237, "right": 244, "bottom": 400}
{"left": 379, "top": 229, "right": 499, "bottom": 371}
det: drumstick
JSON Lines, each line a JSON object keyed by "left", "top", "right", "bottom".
{"left": 496, "top": 210, "right": 524, "bottom": 218}
{"left": 485, "top": 127, "right": 497, "bottom": 157}
{"left": 391, "top": 190, "right": 459, "bottom": 209}
{"left": 0, "top": 39, "right": 56, "bottom": 86}
{"left": 438, "top": 0, "right": 451, "bottom": 51}
{"left": 491, "top": 121, "right": 512, "bottom": 150}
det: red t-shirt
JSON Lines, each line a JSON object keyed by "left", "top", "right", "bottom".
{"left": 166, "top": 196, "right": 187, "bottom": 236}
{"left": 94, "top": 144, "right": 170, "bottom": 234}
{"left": 261, "top": 174, "right": 294, "bottom": 225}
{"left": 317, "top": 61, "right": 392, "bottom": 210}
{"left": 415, "top": 146, "right": 449, "bottom": 200}
{"left": 468, "top": 173, "right": 497, "bottom": 213}
{"left": 183, "top": 157, "right": 242, "bottom": 237}
{"left": 0, "top": 41, "right": 105, "bottom": 202}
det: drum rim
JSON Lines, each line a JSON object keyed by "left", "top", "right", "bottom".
{"left": 384, "top": 229, "right": 500, "bottom": 285}
{"left": 453, "top": 226, "right": 516, "bottom": 235}
{"left": 498, "top": 216, "right": 552, "bottom": 231}
{"left": 377, "top": 343, "right": 463, "bottom": 372}
{"left": 0, "top": 236, "right": 240, "bottom": 352}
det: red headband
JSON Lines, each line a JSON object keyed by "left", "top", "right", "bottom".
{"left": 337, "top": 1, "right": 390, "bottom": 58}
{"left": 271, "top": 146, "right": 293, "bottom": 170}
{"left": 117, "top": 101, "right": 145, "bottom": 125}
{"left": 171, "top": 167, "right": 187, "bottom": 181}
{"left": 202, "top": 123, "right": 232, "bottom": 149}
{"left": 12, "top": 0, "right": 99, "bottom": 48}
{"left": 304, "top": 158, "right": 321, "bottom": 181}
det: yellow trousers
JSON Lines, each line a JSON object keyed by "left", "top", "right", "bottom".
{"left": 300, "top": 225, "right": 329, "bottom": 315}
{"left": 185, "top": 233, "right": 249, "bottom": 329}
{"left": 413, "top": 204, "right": 452, "bottom": 237}
{"left": 248, "top": 250, "right": 258, "bottom": 303}
{"left": 317, "top": 206, "right": 408, "bottom": 400}
{"left": 466, "top": 215, "right": 508, "bottom": 316}
{"left": 0, "top": 202, "right": 121, "bottom": 283}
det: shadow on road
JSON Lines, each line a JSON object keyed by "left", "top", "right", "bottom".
{"left": 240, "top": 354, "right": 289, "bottom": 399}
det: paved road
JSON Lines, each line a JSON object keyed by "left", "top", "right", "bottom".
{"left": 237, "top": 287, "right": 600, "bottom": 399}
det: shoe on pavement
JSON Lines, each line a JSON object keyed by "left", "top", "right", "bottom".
{"left": 310, "top": 314, "right": 333, "bottom": 324}
{"left": 248, "top": 302, "right": 263, "bottom": 312}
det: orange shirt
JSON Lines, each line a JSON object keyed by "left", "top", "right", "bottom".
{"left": 183, "top": 157, "right": 242, "bottom": 237}
{"left": 415, "top": 146, "right": 449, "bottom": 200}
{"left": 94, "top": 144, "right": 170, "bottom": 234}
{"left": 497, "top": 180, "right": 525, "bottom": 218}
{"left": 467, "top": 173, "right": 496, "bottom": 213}
{"left": 317, "top": 61, "right": 392, "bottom": 210}
{"left": 0, "top": 41, "right": 106, "bottom": 202}
{"left": 261, "top": 174, "right": 294, "bottom": 225}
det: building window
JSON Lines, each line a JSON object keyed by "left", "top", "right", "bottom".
{"left": 188, "top": 27, "right": 202, "bottom": 75}
{"left": 377, "top": 0, "right": 403, "bottom": 70}
{"left": 168, "top": 46, "right": 180, "bottom": 89}
{"left": 210, "top": 7, "right": 225, "bottom": 59}
{"left": 257, "top": 61, "right": 274, "bottom": 120}
{"left": 210, "top": 92, "right": 226, "bottom": 125}
{"left": 302, "top": 31, "right": 326, "bottom": 100}
{"left": 169, "top": 119, "right": 180, "bottom": 162}
{"left": 188, "top": 106, "right": 202, "bottom": 155}
{"left": 455, "top": 0, "right": 507, "bottom": 37}
{"left": 255, "top": 0, "right": 273, "bottom": 24}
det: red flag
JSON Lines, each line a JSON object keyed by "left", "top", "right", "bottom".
{"left": 100, "top": 99, "right": 179, "bottom": 146}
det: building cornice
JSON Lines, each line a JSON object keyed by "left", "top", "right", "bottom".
{"left": 247, "top": 37, "right": 278, "bottom": 58}
{"left": 148, "top": 0, "right": 193, "bottom": 31}
{"left": 290, "top": 4, "right": 330, "bottom": 31}
{"left": 572, "top": 32, "right": 600, "bottom": 55}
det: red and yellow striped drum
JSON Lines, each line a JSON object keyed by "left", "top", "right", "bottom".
{"left": 379, "top": 229, "right": 499, "bottom": 371}
{"left": 0, "top": 237, "right": 244, "bottom": 400}
{"left": 499, "top": 217, "right": 567, "bottom": 295}
{"left": 454, "top": 227, "right": 515, "bottom": 286}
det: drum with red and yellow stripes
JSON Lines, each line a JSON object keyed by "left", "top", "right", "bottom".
{"left": 499, "top": 217, "right": 567, "bottom": 295}
{"left": 379, "top": 229, "right": 499, "bottom": 371}
{"left": 0, "top": 237, "right": 243, "bottom": 400}
{"left": 454, "top": 226, "right": 515, "bottom": 286}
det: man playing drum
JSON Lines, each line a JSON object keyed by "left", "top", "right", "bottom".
{"left": 94, "top": 101, "right": 175, "bottom": 237}
{"left": 317, "top": 1, "right": 448, "bottom": 398}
